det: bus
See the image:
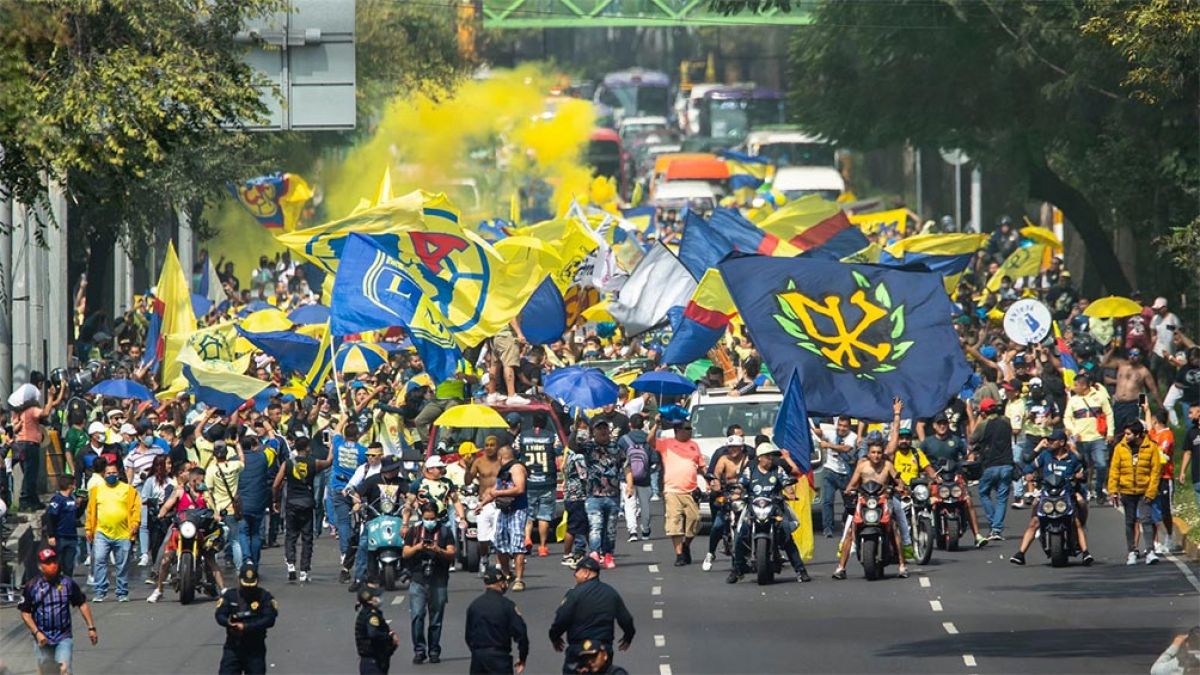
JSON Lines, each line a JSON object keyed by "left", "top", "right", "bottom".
{"left": 586, "top": 128, "right": 628, "bottom": 198}
{"left": 594, "top": 68, "right": 673, "bottom": 126}
{"left": 695, "top": 86, "right": 786, "bottom": 142}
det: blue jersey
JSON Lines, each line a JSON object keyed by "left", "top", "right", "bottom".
{"left": 1025, "top": 449, "right": 1084, "bottom": 484}
{"left": 329, "top": 434, "right": 367, "bottom": 493}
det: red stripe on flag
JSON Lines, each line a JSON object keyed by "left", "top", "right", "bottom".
{"left": 756, "top": 234, "right": 782, "bottom": 256}
{"left": 682, "top": 301, "right": 732, "bottom": 330}
{"left": 787, "top": 211, "right": 851, "bottom": 251}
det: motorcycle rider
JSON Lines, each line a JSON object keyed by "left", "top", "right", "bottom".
{"left": 703, "top": 434, "right": 749, "bottom": 571}
{"left": 1009, "top": 429, "right": 1094, "bottom": 566}
{"left": 833, "top": 433, "right": 908, "bottom": 580}
{"left": 408, "top": 455, "right": 466, "bottom": 536}
{"left": 919, "top": 414, "right": 987, "bottom": 546}
{"left": 352, "top": 457, "right": 412, "bottom": 587}
{"left": 148, "top": 466, "right": 226, "bottom": 603}
{"left": 726, "top": 443, "right": 811, "bottom": 584}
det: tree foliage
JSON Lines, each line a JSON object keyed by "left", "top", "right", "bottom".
{"left": 785, "top": 0, "right": 1199, "bottom": 294}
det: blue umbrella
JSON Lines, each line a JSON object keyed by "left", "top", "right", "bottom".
{"left": 334, "top": 342, "right": 390, "bottom": 374}
{"left": 88, "top": 378, "right": 155, "bottom": 402}
{"left": 288, "top": 304, "right": 330, "bottom": 325}
{"left": 631, "top": 370, "right": 697, "bottom": 397}
{"left": 544, "top": 367, "right": 619, "bottom": 411}
{"left": 237, "top": 300, "right": 275, "bottom": 317}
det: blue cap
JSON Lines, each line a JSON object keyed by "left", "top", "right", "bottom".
{"left": 980, "top": 345, "right": 997, "bottom": 360}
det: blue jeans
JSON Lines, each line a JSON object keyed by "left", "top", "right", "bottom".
{"left": 332, "top": 492, "right": 355, "bottom": 557}
{"left": 977, "top": 466, "right": 1013, "bottom": 534}
{"left": 650, "top": 466, "right": 662, "bottom": 500}
{"left": 34, "top": 637, "right": 73, "bottom": 672}
{"left": 1079, "top": 439, "right": 1110, "bottom": 497}
{"left": 1192, "top": 482, "right": 1200, "bottom": 512}
{"left": 223, "top": 517, "right": 245, "bottom": 569}
{"left": 313, "top": 468, "right": 329, "bottom": 538}
{"left": 139, "top": 505, "right": 152, "bottom": 559}
{"left": 1013, "top": 439, "right": 1030, "bottom": 500}
{"left": 409, "top": 580, "right": 448, "bottom": 658}
{"left": 92, "top": 533, "right": 132, "bottom": 598}
{"left": 354, "top": 521, "right": 369, "bottom": 581}
{"left": 708, "top": 508, "right": 729, "bottom": 555}
{"left": 585, "top": 496, "right": 620, "bottom": 555}
{"left": 238, "top": 512, "right": 265, "bottom": 566}
{"left": 821, "top": 471, "right": 849, "bottom": 534}
{"left": 54, "top": 537, "right": 78, "bottom": 578}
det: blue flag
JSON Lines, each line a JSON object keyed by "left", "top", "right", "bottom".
{"left": 234, "top": 326, "right": 320, "bottom": 374}
{"left": 718, "top": 256, "right": 971, "bottom": 421}
{"left": 518, "top": 276, "right": 567, "bottom": 346}
{"left": 330, "top": 233, "right": 461, "bottom": 382}
{"left": 677, "top": 210, "right": 732, "bottom": 280}
{"left": 773, "top": 370, "right": 814, "bottom": 475}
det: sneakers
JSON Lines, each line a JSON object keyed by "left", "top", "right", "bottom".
{"left": 641, "top": 529, "right": 651, "bottom": 539}
{"left": 287, "top": 563, "right": 297, "bottom": 582}
{"left": 797, "top": 570, "right": 811, "bottom": 583}
{"left": 561, "top": 554, "right": 579, "bottom": 567}
{"left": 897, "top": 568, "right": 910, "bottom": 579}
{"left": 147, "top": 589, "right": 162, "bottom": 603}
{"left": 823, "top": 530, "right": 834, "bottom": 539}
{"left": 650, "top": 495, "right": 661, "bottom": 502}
{"left": 298, "top": 571, "right": 310, "bottom": 583}
{"left": 138, "top": 553, "right": 151, "bottom": 567}
{"left": 511, "top": 579, "right": 526, "bottom": 592}
{"left": 92, "top": 595, "right": 105, "bottom": 603}
{"left": 1126, "top": 551, "right": 1138, "bottom": 566}
{"left": 348, "top": 580, "right": 363, "bottom": 593}
{"left": 628, "top": 533, "right": 639, "bottom": 543}
{"left": 1011, "top": 500, "right": 1027, "bottom": 510}
{"left": 831, "top": 568, "right": 847, "bottom": 580}
{"left": 725, "top": 570, "right": 741, "bottom": 584}
{"left": 1146, "top": 551, "right": 1160, "bottom": 565}
{"left": 1081, "top": 551, "right": 1094, "bottom": 566}
{"left": 975, "top": 534, "right": 988, "bottom": 548}
{"left": 674, "top": 554, "right": 687, "bottom": 567}
{"left": 537, "top": 545, "right": 549, "bottom": 557}
{"left": 505, "top": 394, "right": 531, "bottom": 405}
{"left": 1154, "top": 541, "right": 1170, "bottom": 556}
{"left": 1009, "top": 551, "right": 1026, "bottom": 565}
{"left": 603, "top": 553, "right": 616, "bottom": 570}
{"left": 338, "top": 568, "right": 351, "bottom": 584}
{"left": 117, "top": 595, "right": 130, "bottom": 603}
{"left": 902, "top": 544, "right": 915, "bottom": 560}
{"left": 988, "top": 531, "right": 1005, "bottom": 542}
{"left": 701, "top": 553, "right": 714, "bottom": 571}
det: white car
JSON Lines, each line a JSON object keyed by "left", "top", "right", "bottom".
{"left": 618, "top": 115, "right": 671, "bottom": 141}
{"left": 772, "top": 166, "right": 846, "bottom": 202}
{"left": 686, "top": 386, "right": 824, "bottom": 524}
{"left": 745, "top": 129, "right": 837, "bottom": 168}
{"left": 648, "top": 180, "right": 718, "bottom": 211}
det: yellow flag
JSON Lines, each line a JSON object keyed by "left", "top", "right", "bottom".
{"left": 156, "top": 242, "right": 197, "bottom": 379}
{"left": 789, "top": 480, "right": 815, "bottom": 561}
{"left": 374, "top": 167, "right": 394, "bottom": 206}
{"left": 509, "top": 191, "right": 521, "bottom": 226}
{"left": 849, "top": 208, "right": 909, "bottom": 238}
{"left": 987, "top": 243, "right": 1048, "bottom": 292}
{"left": 303, "top": 321, "right": 334, "bottom": 394}
{"left": 280, "top": 174, "right": 313, "bottom": 232}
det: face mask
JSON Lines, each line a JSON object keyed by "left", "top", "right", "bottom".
{"left": 583, "top": 350, "right": 600, "bottom": 359}
{"left": 104, "top": 475, "right": 119, "bottom": 486}
{"left": 195, "top": 482, "right": 209, "bottom": 493}
{"left": 141, "top": 435, "right": 155, "bottom": 446}
{"left": 422, "top": 519, "right": 438, "bottom": 530}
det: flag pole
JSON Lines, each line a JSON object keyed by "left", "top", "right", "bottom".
{"left": 328, "top": 332, "right": 345, "bottom": 411}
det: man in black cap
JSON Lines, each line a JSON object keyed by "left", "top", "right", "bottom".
{"left": 549, "top": 556, "right": 635, "bottom": 674}
{"left": 465, "top": 564, "right": 529, "bottom": 674}
{"left": 355, "top": 584, "right": 399, "bottom": 674}
{"left": 215, "top": 562, "right": 279, "bottom": 674}
{"left": 353, "top": 456, "right": 411, "bottom": 590}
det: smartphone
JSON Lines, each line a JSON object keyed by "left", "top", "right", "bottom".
{"left": 1138, "top": 393, "right": 1148, "bottom": 408}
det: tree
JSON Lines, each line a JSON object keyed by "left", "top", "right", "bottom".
{"left": 784, "top": 0, "right": 1199, "bottom": 295}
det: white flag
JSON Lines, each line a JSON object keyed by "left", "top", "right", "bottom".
{"left": 608, "top": 242, "right": 697, "bottom": 336}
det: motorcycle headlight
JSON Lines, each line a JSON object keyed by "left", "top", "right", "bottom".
{"left": 1054, "top": 500, "right": 1069, "bottom": 514}
{"left": 937, "top": 485, "right": 951, "bottom": 499}
{"left": 864, "top": 509, "right": 881, "bottom": 524}
{"left": 950, "top": 485, "right": 964, "bottom": 499}
{"left": 179, "top": 521, "right": 197, "bottom": 539}
{"left": 1041, "top": 500, "right": 1056, "bottom": 515}
{"left": 733, "top": 500, "right": 746, "bottom": 512}
{"left": 913, "top": 485, "right": 930, "bottom": 501}
{"left": 382, "top": 501, "right": 396, "bottom": 514}
{"left": 752, "top": 504, "right": 773, "bottom": 520}
{"left": 866, "top": 497, "right": 879, "bottom": 509}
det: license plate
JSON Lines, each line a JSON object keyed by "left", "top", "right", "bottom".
{"left": 466, "top": 528, "right": 477, "bottom": 538}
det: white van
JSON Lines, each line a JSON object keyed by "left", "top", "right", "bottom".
{"left": 772, "top": 166, "right": 846, "bottom": 202}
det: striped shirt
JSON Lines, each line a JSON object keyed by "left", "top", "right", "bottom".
{"left": 18, "top": 576, "right": 86, "bottom": 644}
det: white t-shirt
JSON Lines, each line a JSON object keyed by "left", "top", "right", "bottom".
{"left": 1151, "top": 312, "right": 1180, "bottom": 357}
{"left": 821, "top": 428, "right": 858, "bottom": 475}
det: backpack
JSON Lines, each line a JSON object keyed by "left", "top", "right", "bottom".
{"left": 627, "top": 439, "right": 650, "bottom": 483}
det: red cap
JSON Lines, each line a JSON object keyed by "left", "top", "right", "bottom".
{"left": 980, "top": 397, "right": 999, "bottom": 413}
{"left": 38, "top": 547, "right": 57, "bottom": 563}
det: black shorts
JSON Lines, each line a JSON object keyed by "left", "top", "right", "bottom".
{"left": 566, "top": 501, "right": 588, "bottom": 537}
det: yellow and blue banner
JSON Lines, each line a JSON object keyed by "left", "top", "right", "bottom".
{"left": 234, "top": 326, "right": 320, "bottom": 375}
{"left": 849, "top": 208, "right": 909, "bottom": 241}
{"left": 303, "top": 322, "right": 336, "bottom": 395}
{"left": 719, "top": 256, "right": 971, "bottom": 421}
{"left": 881, "top": 233, "right": 988, "bottom": 293}
{"left": 986, "top": 242, "right": 1049, "bottom": 292}
{"left": 228, "top": 172, "right": 313, "bottom": 232}
{"left": 143, "top": 242, "right": 197, "bottom": 374}
{"left": 758, "top": 196, "right": 869, "bottom": 260}
{"left": 663, "top": 269, "right": 737, "bottom": 365}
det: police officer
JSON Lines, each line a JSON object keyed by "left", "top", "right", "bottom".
{"left": 215, "top": 562, "right": 278, "bottom": 675}
{"left": 355, "top": 585, "right": 399, "bottom": 674}
{"left": 466, "top": 564, "right": 529, "bottom": 674}
{"left": 549, "top": 556, "right": 635, "bottom": 675}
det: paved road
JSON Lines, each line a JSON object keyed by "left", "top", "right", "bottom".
{"left": 2, "top": 499, "right": 1197, "bottom": 674}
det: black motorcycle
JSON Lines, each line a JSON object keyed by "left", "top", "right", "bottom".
{"left": 1036, "top": 473, "right": 1080, "bottom": 567}
{"left": 932, "top": 464, "right": 968, "bottom": 551}
{"left": 906, "top": 478, "right": 934, "bottom": 565}
{"left": 709, "top": 479, "right": 744, "bottom": 558}
{"left": 748, "top": 477, "right": 795, "bottom": 585}
{"left": 172, "top": 508, "right": 226, "bottom": 604}
{"left": 458, "top": 484, "right": 482, "bottom": 573}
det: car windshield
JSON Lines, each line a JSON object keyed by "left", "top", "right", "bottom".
{"left": 689, "top": 401, "right": 781, "bottom": 439}
{"left": 756, "top": 142, "right": 836, "bottom": 167}
{"left": 782, "top": 188, "right": 842, "bottom": 202}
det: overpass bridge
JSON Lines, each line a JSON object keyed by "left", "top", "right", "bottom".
{"left": 480, "top": 0, "right": 812, "bottom": 28}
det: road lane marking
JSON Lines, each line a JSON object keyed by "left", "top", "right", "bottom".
{"left": 652, "top": 586, "right": 661, "bottom": 595}
{"left": 942, "top": 622, "right": 958, "bottom": 634}
{"left": 648, "top": 564, "right": 660, "bottom": 573}
{"left": 391, "top": 596, "right": 405, "bottom": 606}
{"left": 654, "top": 635, "right": 666, "bottom": 647}
{"left": 963, "top": 655, "right": 977, "bottom": 667}
{"left": 919, "top": 576, "right": 931, "bottom": 588}
{"left": 929, "top": 600, "right": 943, "bottom": 612}
{"left": 643, "top": 543, "right": 654, "bottom": 552}
{"left": 1165, "top": 554, "right": 1200, "bottom": 593}
{"left": 653, "top": 609, "right": 663, "bottom": 619}
{"left": 660, "top": 665, "right": 673, "bottom": 675}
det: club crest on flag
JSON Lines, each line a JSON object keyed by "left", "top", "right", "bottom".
{"left": 774, "top": 269, "right": 911, "bottom": 380}
{"left": 190, "top": 331, "right": 235, "bottom": 362}
{"left": 233, "top": 177, "right": 284, "bottom": 226}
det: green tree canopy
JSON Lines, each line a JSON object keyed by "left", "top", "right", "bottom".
{"left": 785, "top": 0, "right": 1199, "bottom": 294}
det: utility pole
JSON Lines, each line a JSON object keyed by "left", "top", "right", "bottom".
{"left": 0, "top": 191, "right": 12, "bottom": 395}
{"left": 970, "top": 165, "right": 982, "bottom": 234}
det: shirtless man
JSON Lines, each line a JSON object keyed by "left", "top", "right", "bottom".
{"left": 832, "top": 436, "right": 909, "bottom": 579}
{"left": 1103, "top": 347, "right": 1159, "bottom": 434}
{"left": 703, "top": 435, "right": 750, "bottom": 571}
{"left": 465, "top": 435, "right": 503, "bottom": 571}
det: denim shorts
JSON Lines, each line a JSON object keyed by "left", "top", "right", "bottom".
{"left": 36, "top": 638, "right": 73, "bottom": 672}
{"left": 527, "top": 491, "right": 556, "bottom": 522}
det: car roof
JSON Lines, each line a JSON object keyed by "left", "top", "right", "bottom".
{"left": 621, "top": 116, "right": 669, "bottom": 127}
{"left": 651, "top": 180, "right": 716, "bottom": 200}
{"left": 773, "top": 166, "right": 846, "bottom": 191}
{"left": 693, "top": 385, "right": 783, "bottom": 405}
{"left": 747, "top": 130, "right": 827, "bottom": 145}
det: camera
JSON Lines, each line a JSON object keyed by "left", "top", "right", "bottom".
{"left": 51, "top": 360, "right": 109, "bottom": 396}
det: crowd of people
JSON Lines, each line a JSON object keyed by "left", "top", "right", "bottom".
{"left": 4, "top": 212, "right": 1200, "bottom": 674}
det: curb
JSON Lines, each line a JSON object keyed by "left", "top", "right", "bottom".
{"left": 1175, "top": 518, "right": 1199, "bottom": 561}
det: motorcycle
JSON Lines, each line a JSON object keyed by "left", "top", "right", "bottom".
{"left": 852, "top": 481, "right": 899, "bottom": 580}
{"left": 709, "top": 480, "right": 744, "bottom": 557}
{"left": 748, "top": 477, "right": 795, "bottom": 586}
{"left": 1036, "top": 473, "right": 1080, "bottom": 567}
{"left": 458, "top": 484, "right": 482, "bottom": 573}
{"left": 932, "top": 465, "right": 968, "bottom": 551}
{"left": 172, "top": 508, "right": 226, "bottom": 604}
{"left": 364, "top": 501, "right": 409, "bottom": 591}
{"left": 906, "top": 478, "right": 934, "bottom": 565}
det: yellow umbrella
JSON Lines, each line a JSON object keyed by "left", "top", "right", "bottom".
{"left": 581, "top": 300, "right": 614, "bottom": 323}
{"left": 1020, "top": 224, "right": 1063, "bottom": 252}
{"left": 434, "top": 403, "right": 507, "bottom": 429}
{"left": 1084, "top": 295, "right": 1143, "bottom": 319}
